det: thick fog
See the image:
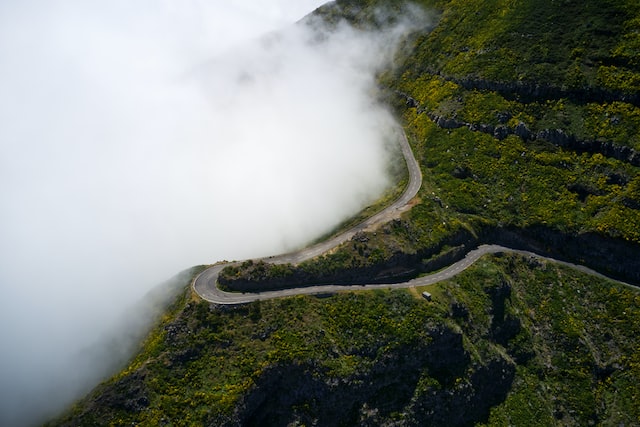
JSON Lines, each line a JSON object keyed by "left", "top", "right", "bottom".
{"left": 0, "top": 1, "right": 427, "bottom": 425}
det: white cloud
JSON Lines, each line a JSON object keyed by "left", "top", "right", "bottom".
{"left": 0, "top": 0, "right": 426, "bottom": 425}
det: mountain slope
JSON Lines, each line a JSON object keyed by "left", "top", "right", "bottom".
{"left": 49, "top": 1, "right": 640, "bottom": 426}
{"left": 273, "top": 0, "right": 640, "bottom": 289}
{"left": 51, "top": 255, "right": 640, "bottom": 426}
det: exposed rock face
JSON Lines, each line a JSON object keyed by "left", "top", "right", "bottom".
{"left": 435, "top": 114, "right": 464, "bottom": 130}
{"left": 398, "top": 92, "right": 640, "bottom": 166}
{"left": 487, "top": 281, "right": 522, "bottom": 346}
{"left": 486, "top": 226, "right": 640, "bottom": 284}
{"left": 220, "top": 228, "right": 477, "bottom": 292}
{"left": 223, "top": 324, "right": 514, "bottom": 427}
{"left": 91, "top": 371, "right": 150, "bottom": 414}
{"left": 405, "top": 358, "right": 515, "bottom": 427}
{"left": 514, "top": 121, "right": 532, "bottom": 140}
{"left": 535, "top": 129, "right": 640, "bottom": 166}
{"left": 452, "top": 76, "right": 640, "bottom": 107}
{"left": 222, "top": 221, "right": 640, "bottom": 294}
{"left": 219, "top": 252, "right": 420, "bottom": 292}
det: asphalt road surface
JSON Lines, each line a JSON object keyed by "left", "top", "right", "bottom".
{"left": 193, "top": 129, "right": 631, "bottom": 305}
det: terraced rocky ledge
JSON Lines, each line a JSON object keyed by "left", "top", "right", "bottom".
{"left": 398, "top": 90, "right": 640, "bottom": 166}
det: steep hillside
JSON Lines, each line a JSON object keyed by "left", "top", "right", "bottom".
{"left": 51, "top": 255, "right": 639, "bottom": 426}
{"left": 232, "top": 0, "right": 640, "bottom": 288}
{"left": 388, "top": 0, "right": 640, "bottom": 279}
{"left": 50, "top": 1, "right": 640, "bottom": 425}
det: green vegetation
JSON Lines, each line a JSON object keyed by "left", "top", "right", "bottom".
{"left": 227, "top": 0, "right": 640, "bottom": 287}
{"left": 404, "top": 113, "right": 640, "bottom": 240}
{"left": 432, "top": 254, "right": 640, "bottom": 426}
{"left": 400, "top": 0, "right": 640, "bottom": 92}
{"left": 51, "top": 255, "right": 640, "bottom": 426}
{"left": 387, "top": 0, "right": 640, "bottom": 281}
{"left": 50, "top": 0, "right": 640, "bottom": 425}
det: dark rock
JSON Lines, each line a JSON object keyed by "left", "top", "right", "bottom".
{"left": 424, "top": 326, "right": 470, "bottom": 384}
{"left": 487, "top": 280, "right": 511, "bottom": 324}
{"left": 164, "top": 320, "right": 190, "bottom": 346}
{"left": 492, "top": 315, "right": 522, "bottom": 347}
{"left": 226, "top": 324, "right": 500, "bottom": 427}
{"left": 452, "top": 165, "right": 473, "bottom": 179}
{"left": 496, "top": 111, "right": 512, "bottom": 124}
{"left": 450, "top": 301, "right": 469, "bottom": 320}
{"left": 95, "top": 371, "right": 150, "bottom": 413}
{"left": 537, "top": 128, "right": 575, "bottom": 147}
{"left": 493, "top": 125, "right": 510, "bottom": 140}
{"left": 485, "top": 280, "right": 523, "bottom": 347}
{"left": 593, "top": 363, "right": 621, "bottom": 382}
{"left": 568, "top": 182, "right": 604, "bottom": 202}
{"left": 536, "top": 129, "right": 640, "bottom": 166}
{"left": 394, "top": 85, "right": 640, "bottom": 167}
{"left": 433, "top": 114, "right": 464, "bottom": 129}
{"left": 405, "top": 357, "right": 516, "bottom": 427}
{"left": 478, "top": 123, "right": 495, "bottom": 135}
{"left": 353, "top": 231, "right": 369, "bottom": 243}
{"left": 452, "top": 75, "right": 640, "bottom": 107}
{"left": 484, "top": 225, "right": 640, "bottom": 285}
{"left": 232, "top": 343, "right": 432, "bottom": 426}
{"left": 622, "top": 197, "right": 640, "bottom": 210}
{"left": 422, "top": 244, "right": 468, "bottom": 273}
{"left": 514, "top": 121, "right": 532, "bottom": 140}
{"left": 606, "top": 172, "right": 629, "bottom": 186}
{"left": 169, "top": 346, "right": 202, "bottom": 365}
{"left": 223, "top": 229, "right": 478, "bottom": 292}
{"left": 406, "top": 96, "right": 419, "bottom": 108}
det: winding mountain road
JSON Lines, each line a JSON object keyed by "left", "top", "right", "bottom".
{"left": 193, "top": 128, "right": 631, "bottom": 304}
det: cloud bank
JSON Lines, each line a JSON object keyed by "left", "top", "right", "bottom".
{"left": 0, "top": 1, "right": 427, "bottom": 425}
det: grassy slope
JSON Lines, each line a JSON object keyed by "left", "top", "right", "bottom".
{"left": 51, "top": 1, "right": 640, "bottom": 425}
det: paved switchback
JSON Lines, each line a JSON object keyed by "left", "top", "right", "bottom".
{"left": 193, "top": 128, "right": 631, "bottom": 305}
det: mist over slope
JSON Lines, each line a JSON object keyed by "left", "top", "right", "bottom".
{"left": 32, "top": 0, "right": 640, "bottom": 425}
{"left": 0, "top": 1, "right": 424, "bottom": 425}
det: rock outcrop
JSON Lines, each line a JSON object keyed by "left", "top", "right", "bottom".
{"left": 224, "top": 324, "right": 514, "bottom": 427}
{"left": 219, "top": 228, "right": 478, "bottom": 292}
{"left": 452, "top": 76, "right": 640, "bottom": 107}
{"left": 399, "top": 92, "right": 640, "bottom": 166}
{"left": 221, "top": 221, "right": 640, "bottom": 294}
